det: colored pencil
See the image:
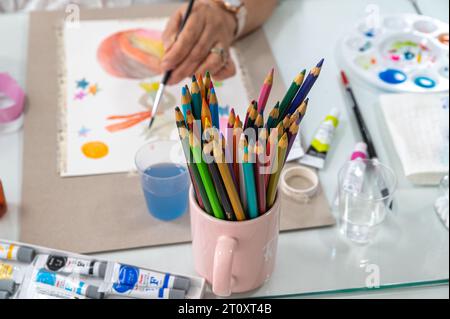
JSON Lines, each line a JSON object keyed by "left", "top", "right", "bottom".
{"left": 245, "top": 101, "right": 258, "bottom": 130}
{"left": 204, "top": 141, "right": 235, "bottom": 221}
{"left": 233, "top": 116, "right": 243, "bottom": 192}
{"left": 178, "top": 126, "right": 212, "bottom": 214}
{"left": 181, "top": 86, "right": 192, "bottom": 122}
{"left": 189, "top": 131, "right": 225, "bottom": 220}
{"left": 286, "top": 117, "right": 300, "bottom": 159}
{"left": 186, "top": 110, "right": 194, "bottom": 132}
{"left": 209, "top": 87, "right": 220, "bottom": 129}
{"left": 243, "top": 140, "right": 258, "bottom": 219}
{"left": 227, "top": 108, "right": 236, "bottom": 129}
{"left": 265, "top": 124, "right": 280, "bottom": 188}
{"left": 213, "top": 142, "right": 247, "bottom": 221}
{"left": 175, "top": 107, "right": 186, "bottom": 129}
{"left": 201, "top": 98, "right": 213, "bottom": 131}
{"left": 266, "top": 102, "right": 280, "bottom": 129}
{"left": 277, "top": 70, "right": 306, "bottom": 124}
{"left": 282, "top": 115, "right": 291, "bottom": 130}
{"left": 197, "top": 73, "right": 206, "bottom": 100}
{"left": 298, "top": 98, "right": 309, "bottom": 124}
{"left": 191, "top": 75, "right": 202, "bottom": 120}
{"left": 254, "top": 141, "right": 266, "bottom": 215}
{"left": 238, "top": 134, "right": 248, "bottom": 212}
{"left": 286, "top": 59, "right": 324, "bottom": 116}
{"left": 243, "top": 102, "right": 254, "bottom": 129}
{"left": 266, "top": 133, "right": 288, "bottom": 208}
{"left": 257, "top": 68, "right": 274, "bottom": 113}
{"left": 204, "top": 71, "right": 212, "bottom": 100}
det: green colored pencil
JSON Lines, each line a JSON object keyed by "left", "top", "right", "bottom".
{"left": 277, "top": 70, "right": 306, "bottom": 125}
{"left": 189, "top": 132, "right": 225, "bottom": 220}
{"left": 178, "top": 126, "right": 212, "bottom": 215}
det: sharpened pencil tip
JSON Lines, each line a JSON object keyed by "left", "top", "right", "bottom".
{"left": 317, "top": 58, "right": 325, "bottom": 68}
{"left": 301, "top": 69, "right": 306, "bottom": 75}
{"left": 182, "top": 86, "right": 187, "bottom": 95}
{"left": 210, "top": 87, "right": 215, "bottom": 94}
{"left": 192, "top": 75, "right": 197, "bottom": 82}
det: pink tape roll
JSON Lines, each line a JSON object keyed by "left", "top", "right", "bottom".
{"left": 0, "top": 73, "right": 25, "bottom": 124}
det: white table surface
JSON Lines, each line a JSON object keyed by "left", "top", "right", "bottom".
{"left": 0, "top": 0, "right": 449, "bottom": 299}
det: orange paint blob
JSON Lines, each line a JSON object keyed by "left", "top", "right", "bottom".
{"left": 81, "top": 141, "right": 109, "bottom": 159}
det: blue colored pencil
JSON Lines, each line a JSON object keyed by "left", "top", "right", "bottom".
{"left": 209, "top": 88, "right": 220, "bottom": 129}
{"left": 181, "top": 86, "right": 192, "bottom": 123}
{"left": 243, "top": 141, "right": 258, "bottom": 219}
{"left": 285, "top": 58, "right": 324, "bottom": 116}
{"left": 191, "top": 75, "right": 202, "bottom": 120}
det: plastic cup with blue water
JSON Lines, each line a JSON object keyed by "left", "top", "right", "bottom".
{"left": 135, "top": 140, "right": 190, "bottom": 221}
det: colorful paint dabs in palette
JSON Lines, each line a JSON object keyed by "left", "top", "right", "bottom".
{"left": 339, "top": 14, "right": 449, "bottom": 93}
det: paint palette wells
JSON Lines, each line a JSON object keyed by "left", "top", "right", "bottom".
{"left": 339, "top": 14, "right": 449, "bottom": 93}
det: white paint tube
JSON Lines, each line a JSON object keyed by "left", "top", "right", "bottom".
{"left": 44, "top": 255, "right": 107, "bottom": 278}
{"left": 105, "top": 262, "right": 190, "bottom": 291}
{"left": 300, "top": 108, "right": 341, "bottom": 170}
{"left": 0, "top": 242, "right": 35, "bottom": 263}
{"left": 34, "top": 268, "right": 104, "bottom": 299}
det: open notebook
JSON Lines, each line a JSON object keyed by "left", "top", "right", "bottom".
{"left": 380, "top": 94, "right": 449, "bottom": 186}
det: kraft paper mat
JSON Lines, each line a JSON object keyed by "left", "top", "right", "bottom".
{"left": 21, "top": 5, "right": 335, "bottom": 254}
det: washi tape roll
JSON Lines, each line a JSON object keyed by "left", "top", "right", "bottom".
{"left": 281, "top": 166, "right": 319, "bottom": 204}
{"left": 0, "top": 73, "right": 25, "bottom": 133}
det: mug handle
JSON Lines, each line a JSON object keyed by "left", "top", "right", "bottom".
{"left": 212, "top": 236, "right": 237, "bottom": 297}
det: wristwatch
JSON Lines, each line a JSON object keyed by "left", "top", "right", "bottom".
{"left": 211, "top": 0, "right": 248, "bottom": 38}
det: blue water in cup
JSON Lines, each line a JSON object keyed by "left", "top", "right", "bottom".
{"left": 136, "top": 141, "right": 190, "bottom": 221}
{"left": 141, "top": 163, "right": 189, "bottom": 221}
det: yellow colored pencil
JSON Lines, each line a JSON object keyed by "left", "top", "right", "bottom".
{"left": 267, "top": 133, "right": 288, "bottom": 208}
{"left": 213, "top": 143, "right": 247, "bottom": 221}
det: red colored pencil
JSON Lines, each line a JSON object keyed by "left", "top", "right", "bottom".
{"left": 257, "top": 68, "right": 274, "bottom": 114}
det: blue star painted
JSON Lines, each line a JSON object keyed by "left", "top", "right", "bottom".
{"left": 76, "top": 78, "right": 89, "bottom": 90}
{"left": 78, "top": 126, "right": 91, "bottom": 137}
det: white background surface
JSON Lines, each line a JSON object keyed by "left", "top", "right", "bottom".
{"left": 0, "top": 0, "right": 449, "bottom": 298}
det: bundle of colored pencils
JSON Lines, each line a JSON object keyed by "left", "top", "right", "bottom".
{"left": 175, "top": 59, "right": 324, "bottom": 221}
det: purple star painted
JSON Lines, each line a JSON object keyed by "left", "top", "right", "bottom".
{"left": 74, "top": 91, "right": 86, "bottom": 100}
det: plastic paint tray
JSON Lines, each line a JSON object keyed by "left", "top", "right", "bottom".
{"left": 339, "top": 14, "right": 449, "bottom": 93}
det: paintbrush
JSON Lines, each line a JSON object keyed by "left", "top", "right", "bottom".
{"left": 148, "top": 0, "right": 195, "bottom": 129}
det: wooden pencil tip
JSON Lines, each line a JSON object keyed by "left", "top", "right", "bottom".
{"left": 317, "top": 58, "right": 325, "bottom": 68}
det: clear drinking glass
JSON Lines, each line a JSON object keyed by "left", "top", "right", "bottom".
{"left": 135, "top": 140, "right": 190, "bottom": 221}
{"left": 337, "top": 159, "right": 397, "bottom": 244}
{"left": 435, "top": 175, "right": 449, "bottom": 229}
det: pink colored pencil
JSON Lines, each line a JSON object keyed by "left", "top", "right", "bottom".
{"left": 257, "top": 68, "right": 274, "bottom": 114}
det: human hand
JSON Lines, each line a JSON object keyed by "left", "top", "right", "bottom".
{"left": 161, "top": 0, "right": 238, "bottom": 85}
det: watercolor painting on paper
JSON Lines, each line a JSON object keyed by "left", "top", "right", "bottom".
{"left": 60, "top": 19, "right": 250, "bottom": 177}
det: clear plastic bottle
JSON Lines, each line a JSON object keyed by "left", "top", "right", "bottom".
{"left": 342, "top": 142, "right": 368, "bottom": 194}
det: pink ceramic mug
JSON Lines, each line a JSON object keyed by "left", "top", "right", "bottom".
{"left": 189, "top": 189, "right": 281, "bottom": 297}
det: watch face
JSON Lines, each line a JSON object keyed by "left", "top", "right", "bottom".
{"left": 226, "top": 0, "right": 242, "bottom": 9}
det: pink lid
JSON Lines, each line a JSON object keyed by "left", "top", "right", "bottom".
{"left": 351, "top": 142, "right": 368, "bottom": 160}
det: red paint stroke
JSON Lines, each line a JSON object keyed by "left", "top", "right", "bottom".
{"left": 106, "top": 111, "right": 151, "bottom": 133}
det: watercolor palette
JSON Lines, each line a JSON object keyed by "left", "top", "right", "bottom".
{"left": 339, "top": 14, "right": 449, "bottom": 93}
